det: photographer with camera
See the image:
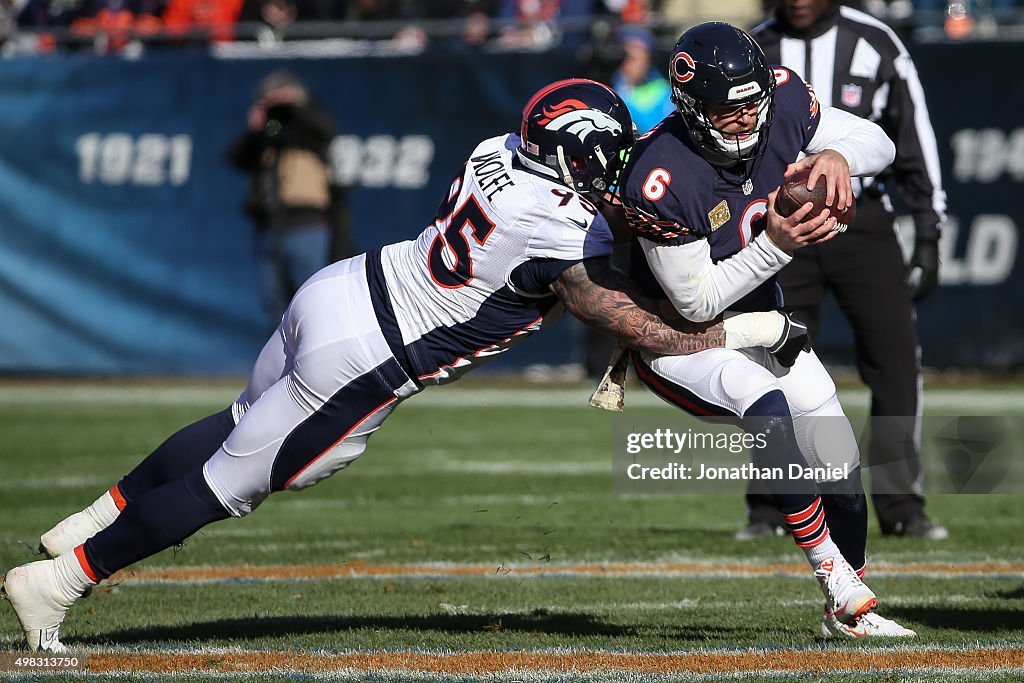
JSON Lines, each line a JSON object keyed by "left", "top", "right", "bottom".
{"left": 227, "top": 70, "right": 342, "bottom": 331}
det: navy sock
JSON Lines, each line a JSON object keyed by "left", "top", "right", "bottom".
{"left": 819, "top": 468, "right": 868, "bottom": 571}
{"left": 745, "top": 390, "right": 817, "bottom": 514}
{"left": 82, "top": 469, "right": 230, "bottom": 580}
{"left": 118, "top": 407, "right": 235, "bottom": 503}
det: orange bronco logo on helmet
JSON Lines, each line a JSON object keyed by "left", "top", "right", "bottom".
{"left": 536, "top": 99, "right": 623, "bottom": 143}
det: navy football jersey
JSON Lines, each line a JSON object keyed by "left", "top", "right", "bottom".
{"left": 620, "top": 67, "right": 820, "bottom": 313}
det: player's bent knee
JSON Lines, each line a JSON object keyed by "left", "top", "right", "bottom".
{"left": 202, "top": 456, "right": 271, "bottom": 518}
{"left": 796, "top": 394, "right": 861, "bottom": 478}
{"left": 720, "top": 362, "right": 782, "bottom": 416}
{"left": 744, "top": 389, "right": 791, "bottom": 417}
{"left": 809, "top": 392, "right": 846, "bottom": 418}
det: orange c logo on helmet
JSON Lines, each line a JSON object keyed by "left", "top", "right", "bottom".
{"left": 672, "top": 52, "right": 696, "bottom": 83}
{"left": 536, "top": 99, "right": 588, "bottom": 125}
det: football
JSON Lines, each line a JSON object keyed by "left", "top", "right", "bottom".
{"left": 775, "top": 168, "right": 856, "bottom": 232}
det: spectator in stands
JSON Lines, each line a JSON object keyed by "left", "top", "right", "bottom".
{"left": 461, "top": 7, "right": 490, "bottom": 43}
{"left": 162, "top": 0, "right": 243, "bottom": 42}
{"left": 71, "top": 0, "right": 164, "bottom": 48}
{"left": 611, "top": 25, "right": 671, "bottom": 134}
{"left": 603, "top": 0, "right": 649, "bottom": 23}
{"left": 406, "top": 0, "right": 497, "bottom": 45}
{"left": 1, "top": 0, "right": 23, "bottom": 46}
{"left": 227, "top": 70, "right": 339, "bottom": 332}
{"left": 913, "top": 0, "right": 1014, "bottom": 35}
{"left": 659, "top": 0, "right": 761, "bottom": 29}
{"left": 239, "top": 0, "right": 297, "bottom": 34}
{"left": 343, "top": 0, "right": 402, "bottom": 20}
{"left": 496, "top": 0, "right": 597, "bottom": 49}
{"left": 16, "top": 0, "right": 75, "bottom": 28}
{"left": 238, "top": 0, "right": 346, "bottom": 38}
{"left": 17, "top": 0, "right": 163, "bottom": 51}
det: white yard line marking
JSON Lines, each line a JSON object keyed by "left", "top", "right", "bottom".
{"left": 2, "top": 385, "right": 1024, "bottom": 412}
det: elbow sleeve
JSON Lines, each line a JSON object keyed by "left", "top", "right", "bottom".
{"left": 809, "top": 107, "right": 896, "bottom": 176}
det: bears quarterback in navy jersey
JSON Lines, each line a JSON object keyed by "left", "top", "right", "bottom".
{"left": 621, "top": 64, "right": 820, "bottom": 314}
{"left": 615, "top": 22, "right": 915, "bottom": 638}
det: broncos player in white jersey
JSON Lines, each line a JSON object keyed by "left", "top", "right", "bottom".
{"left": 2, "top": 79, "right": 808, "bottom": 653}
{"left": 617, "top": 23, "right": 915, "bottom": 637}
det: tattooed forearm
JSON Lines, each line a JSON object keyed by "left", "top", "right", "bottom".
{"left": 551, "top": 259, "right": 727, "bottom": 356}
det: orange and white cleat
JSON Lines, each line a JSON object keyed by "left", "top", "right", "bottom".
{"left": 814, "top": 557, "right": 877, "bottom": 625}
{"left": 821, "top": 609, "right": 917, "bottom": 638}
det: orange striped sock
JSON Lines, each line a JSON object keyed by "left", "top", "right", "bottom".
{"left": 785, "top": 497, "right": 841, "bottom": 570}
{"left": 71, "top": 545, "right": 99, "bottom": 585}
{"left": 108, "top": 484, "right": 128, "bottom": 511}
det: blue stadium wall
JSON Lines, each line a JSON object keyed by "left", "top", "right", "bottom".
{"left": 0, "top": 41, "right": 1019, "bottom": 374}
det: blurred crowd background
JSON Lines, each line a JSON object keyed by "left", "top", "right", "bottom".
{"left": 0, "top": 0, "right": 1020, "bottom": 377}
{"left": 1, "top": 0, "right": 1021, "bottom": 55}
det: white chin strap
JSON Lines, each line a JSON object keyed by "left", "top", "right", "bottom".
{"left": 555, "top": 145, "right": 574, "bottom": 187}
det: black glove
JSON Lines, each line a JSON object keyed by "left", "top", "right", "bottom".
{"left": 906, "top": 238, "right": 940, "bottom": 301}
{"left": 769, "top": 313, "right": 812, "bottom": 368}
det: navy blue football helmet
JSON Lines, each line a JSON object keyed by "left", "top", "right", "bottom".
{"left": 669, "top": 22, "right": 776, "bottom": 163}
{"left": 519, "top": 78, "right": 635, "bottom": 198}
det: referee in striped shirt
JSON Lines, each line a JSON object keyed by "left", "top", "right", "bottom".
{"left": 738, "top": 0, "right": 949, "bottom": 541}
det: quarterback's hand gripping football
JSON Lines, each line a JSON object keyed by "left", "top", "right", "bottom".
{"left": 785, "top": 149, "right": 853, "bottom": 213}
{"left": 765, "top": 188, "right": 839, "bottom": 252}
{"left": 769, "top": 312, "right": 812, "bottom": 367}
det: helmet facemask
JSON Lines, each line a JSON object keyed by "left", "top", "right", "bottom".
{"left": 675, "top": 84, "right": 775, "bottom": 163}
{"left": 566, "top": 134, "right": 633, "bottom": 200}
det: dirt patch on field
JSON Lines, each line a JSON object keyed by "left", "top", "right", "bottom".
{"left": 81, "top": 647, "right": 1024, "bottom": 675}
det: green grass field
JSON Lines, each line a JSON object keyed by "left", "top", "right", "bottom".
{"left": 0, "top": 378, "right": 1022, "bottom": 682}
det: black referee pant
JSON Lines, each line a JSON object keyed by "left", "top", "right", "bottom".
{"left": 745, "top": 197, "right": 927, "bottom": 532}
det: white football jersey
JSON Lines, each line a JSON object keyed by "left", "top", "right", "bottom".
{"left": 371, "top": 133, "right": 613, "bottom": 384}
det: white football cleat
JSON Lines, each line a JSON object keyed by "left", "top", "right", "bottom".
{"left": 814, "top": 557, "right": 877, "bottom": 625}
{"left": 39, "top": 510, "right": 107, "bottom": 559}
{"left": 821, "top": 609, "right": 917, "bottom": 637}
{"left": 2, "top": 560, "right": 86, "bottom": 653}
